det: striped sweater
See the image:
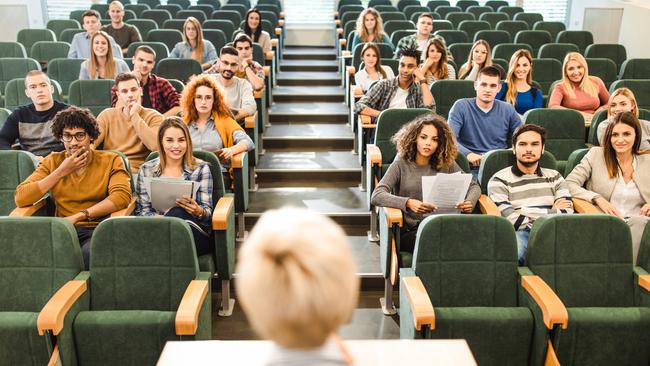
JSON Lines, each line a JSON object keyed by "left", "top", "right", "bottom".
{"left": 487, "top": 165, "right": 573, "bottom": 230}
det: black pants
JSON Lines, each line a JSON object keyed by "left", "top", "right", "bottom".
{"left": 165, "top": 207, "right": 213, "bottom": 256}
{"left": 75, "top": 225, "right": 95, "bottom": 270}
{"left": 400, "top": 225, "right": 420, "bottom": 254}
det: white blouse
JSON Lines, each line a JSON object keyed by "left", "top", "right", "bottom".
{"left": 354, "top": 65, "right": 395, "bottom": 92}
{"left": 610, "top": 158, "right": 644, "bottom": 218}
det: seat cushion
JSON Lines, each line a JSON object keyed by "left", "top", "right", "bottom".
{"left": 198, "top": 254, "right": 215, "bottom": 274}
{"left": 74, "top": 310, "right": 177, "bottom": 366}
{"left": 0, "top": 312, "right": 49, "bottom": 366}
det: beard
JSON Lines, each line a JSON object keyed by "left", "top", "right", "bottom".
{"left": 221, "top": 70, "right": 234, "bottom": 80}
{"left": 517, "top": 157, "right": 540, "bottom": 168}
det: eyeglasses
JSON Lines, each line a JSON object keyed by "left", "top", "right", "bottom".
{"left": 61, "top": 132, "right": 88, "bottom": 142}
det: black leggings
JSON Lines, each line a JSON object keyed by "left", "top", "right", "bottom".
{"left": 165, "top": 207, "right": 214, "bottom": 256}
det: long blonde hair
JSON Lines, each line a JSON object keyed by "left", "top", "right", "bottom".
{"left": 88, "top": 31, "right": 117, "bottom": 80}
{"left": 561, "top": 52, "right": 597, "bottom": 99}
{"left": 504, "top": 49, "right": 533, "bottom": 106}
{"left": 458, "top": 39, "right": 492, "bottom": 80}
{"left": 356, "top": 8, "right": 386, "bottom": 43}
{"left": 183, "top": 17, "right": 205, "bottom": 63}
{"left": 155, "top": 116, "right": 197, "bottom": 175}
{"left": 607, "top": 87, "right": 639, "bottom": 118}
{"left": 423, "top": 38, "right": 450, "bottom": 81}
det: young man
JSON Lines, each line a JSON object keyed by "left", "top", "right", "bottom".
{"left": 206, "top": 33, "right": 265, "bottom": 91}
{"left": 97, "top": 72, "right": 163, "bottom": 173}
{"left": 110, "top": 46, "right": 182, "bottom": 116}
{"left": 487, "top": 124, "right": 573, "bottom": 264}
{"left": 394, "top": 13, "right": 435, "bottom": 60}
{"left": 15, "top": 106, "right": 132, "bottom": 269}
{"left": 101, "top": 1, "right": 141, "bottom": 56}
{"left": 448, "top": 66, "right": 522, "bottom": 172}
{"left": 354, "top": 47, "right": 435, "bottom": 119}
{"left": 211, "top": 46, "right": 257, "bottom": 125}
{"left": 68, "top": 9, "right": 123, "bottom": 59}
{"left": 0, "top": 71, "right": 69, "bottom": 160}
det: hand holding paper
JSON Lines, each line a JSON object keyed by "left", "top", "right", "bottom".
{"left": 422, "top": 173, "right": 473, "bottom": 214}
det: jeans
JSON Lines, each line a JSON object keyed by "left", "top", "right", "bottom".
{"left": 75, "top": 225, "right": 95, "bottom": 270}
{"left": 165, "top": 207, "right": 213, "bottom": 256}
{"left": 470, "top": 165, "right": 480, "bottom": 181}
{"left": 515, "top": 229, "right": 530, "bottom": 265}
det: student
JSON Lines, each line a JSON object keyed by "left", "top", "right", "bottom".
{"left": 205, "top": 33, "right": 265, "bottom": 91}
{"left": 371, "top": 114, "right": 480, "bottom": 252}
{"left": 236, "top": 208, "right": 358, "bottom": 365}
{"left": 135, "top": 117, "right": 214, "bottom": 256}
{"left": 110, "top": 45, "right": 182, "bottom": 116}
{"left": 96, "top": 72, "right": 163, "bottom": 173}
{"left": 79, "top": 31, "right": 130, "bottom": 80}
{"left": 421, "top": 37, "right": 456, "bottom": 83}
{"left": 394, "top": 13, "right": 435, "bottom": 60}
{"left": 566, "top": 112, "right": 650, "bottom": 264}
{"left": 101, "top": 0, "right": 141, "bottom": 56}
{"left": 239, "top": 8, "right": 272, "bottom": 53}
{"left": 597, "top": 87, "right": 650, "bottom": 149}
{"left": 211, "top": 46, "right": 257, "bottom": 126}
{"left": 458, "top": 40, "right": 492, "bottom": 81}
{"left": 350, "top": 8, "right": 392, "bottom": 51}
{"left": 0, "top": 71, "right": 69, "bottom": 159}
{"left": 488, "top": 124, "right": 573, "bottom": 264}
{"left": 169, "top": 17, "right": 217, "bottom": 71}
{"left": 180, "top": 74, "right": 254, "bottom": 187}
{"left": 354, "top": 43, "right": 394, "bottom": 93}
{"left": 495, "top": 49, "right": 542, "bottom": 116}
{"left": 549, "top": 52, "right": 609, "bottom": 125}
{"left": 68, "top": 9, "right": 122, "bottom": 59}
{"left": 15, "top": 106, "right": 132, "bottom": 269}
{"left": 448, "top": 66, "right": 522, "bottom": 174}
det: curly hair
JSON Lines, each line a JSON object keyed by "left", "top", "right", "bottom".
{"left": 397, "top": 46, "right": 422, "bottom": 64}
{"left": 50, "top": 106, "right": 100, "bottom": 141}
{"left": 180, "top": 74, "right": 231, "bottom": 124}
{"left": 391, "top": 114, "right": 457, "bottom": 170}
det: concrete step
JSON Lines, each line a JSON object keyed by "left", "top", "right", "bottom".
{"left": 256, "top": 151, "right": 360, "bottom": 186}
{"left": 279, "top": 59, "right": 339, "bottom": 72}
{"left": 276, "top": 71, "right": 341, "bottom": 86}
{"left": 269, "top": 101, "right": 348, "bottom": 123}
{"left": 283, "top": 46, "right": 338, "bottom": 60}
{"left": 263, "top": 123, "right": 353, "bottom": 150}
{"left": 272, "top": 85, "right": 344, "bottom": 103}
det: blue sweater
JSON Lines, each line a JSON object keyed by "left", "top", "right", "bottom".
{"left": 448, "top": 98, "right": 522, "bottom": 156}
{"left": 495, "top": 82, "right": 543, "bottom": 115}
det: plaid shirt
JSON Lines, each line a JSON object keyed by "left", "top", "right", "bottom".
{"left": 135, "top": 157, "right": 213, "bottom": 228}
{"left": 354, "top": 77, "right": 435, "bottom": 115}
{"left": 111, "top": 73, "right": 180, "bottom": 115}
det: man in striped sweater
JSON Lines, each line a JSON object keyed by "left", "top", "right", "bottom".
{"left": 488, "top": 124, "right": 574, "bottom": 264}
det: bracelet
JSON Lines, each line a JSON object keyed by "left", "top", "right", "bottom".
{"left": 80, "top": 209, "right": 91, "bottom": 221}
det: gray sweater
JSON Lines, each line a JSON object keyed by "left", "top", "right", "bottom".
{"left": 371, "top": 156, "right": 481, "bottom": 230}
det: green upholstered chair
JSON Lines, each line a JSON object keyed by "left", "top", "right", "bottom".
{"left": 485, "top": 0, "right": 509, "bottom": 11}
{"left": 68, "top": 10, "right": 85, "bottom": 24}
{"left": 154, "top": 58, "right": 202, "bottom": 84}
{"left": 126, "top": 19, "right": 159, "bottom": 39}
{"left": 532, "top": 21, "right": 566, "bottom": 42}
{"left": 0, "top": 41, "right": 28, "bottom": 58}
{"left": 177, "top": 9, "right": 207, "bottom": 23}
{"left": 398, "top": 0, "right": 421, "bottom": 12}
{"left": 399, "top": 214, "right": 563, "bottom": 366}
{"left": 585, "top": 43, "right": 627, "bottom": 72}
{"left": 384, "top": 20, "right": 415, "bottom": 38}
{"left": 17, "top": 29, "right": 56, "bottom": 57}
{"left": 162, "top": 19, "right": 186, "bottom": 32}
{"left": 59, "top": 29, "right": 84, "bottom": 44}
{"left": 433, "top": 29, "right": 469, "bottom": 46}
{"left": 448, "top": 43, "right": 472, "bottom": 66}
{"left": 522, "top": 108, "right": 586, "bottom": 175}
{"left": 429, "top": 80, "right": 475, "bottom": 118}
{"left": 587, "top": 108, "right": 650, "bottom": 146}
{"left": 0, "top": 108, "right": 10, "bottom": 129}
{"left": 498, "top": 6, "right": 524, "bottom": 19}
{"left": 204, "top": 20, "right": 236, "bottom": 42}
{"left": 537, "top": 43, "right": 579, "bottom": 62}
{"left": 47, "top": 58, "right": 84, "bottom": 100}
{"left": 204, "top": 29, "right": 227, "bottom": 54}
{"left": 141, "top": 9, "right": 173, "bottom": 27}
{"left": 126, "top": 41, "right": 169, "bottom": 60}
{"left": 467, "top": 5, "right": 492, "bottom": 20}
{"left": 479, "top": 12, "right": 509, "bottom": 29}
{"left": 556, "top": 30, "right": 593, "bottom": 54}
{"left": 426, "top": 0, "right": 450, "bottom": 12}
{"left": 3, "top": 78, "right": 62, "bottom": 111}
{"left": 513, "top": 12, "right": 543, "bottom": 29}
{"left": 403, "top": 6, "right": 430, "bottom": 22}
{"left": 125, "top": 3, "right": 151, "bottom": 17}
{"left": 636, "top": 226, "right": 650, "bottom": 274}
{"left": 0, "top": 58, "right": 40, "bottom": 92}
{"left": 146, "top": 29, "right": 183, "bottom": 53}
{"left": 445, "top": 12, "right": 475, "bottom": 29}
{"left": 435, "top": 5, "right": 461, "bottom": 19}
{"left": 42, "top": 217, "right": 212, "bottom": 366}
{"left": 139, "top": 0, "right": 161, "bottom": 8}
{"left": 0, "top": 151, "right": 38, "bottom": 216}
{"left": 563, "top": 147, "right": 589, "bottom": 178}
{"left": 380, "top": 12, "right": 407, "bottom": 24}
{"left": 29, "top": 41, "right": 70, "bottom": 70}
{"left": 221, "top": 3, "right": 247, "bottom": 18}
{"left": 586, "top": 58, "right": 618, "bottom": 89}
{"left": 338, "top": 0, "right": 361, "bottom": 11}
{"left": 474, "top": 29, "right": 511, "bottom": 47}
{"left": 609, "top": 80, "right": 650, "bottom": 110}
{"left": 46, "top": 19, "right": 81, "bottom": 40}
{"left": 337, "top": 4, "right": 363, "bottom": 19}
{"left": 619, "top": 58, "right": 650, "bottom": 80}
{"left": 390, "top": 29, "right": 416, "bottom": 46}
{"left": 523, "top": 215, "right": 650, "bottom": 365}
{"left": 458, "top": 21, "right": 490, "bottom": 42}
{"left": 368, "top": 0, "right": 391, "bottom": 7}
{"left": 492, "top": 43, "right": 533, "bottom": 61}
{"left": 0, "top": 217, "right": 84, "bottom": 366}
{"left": 68, "top": 79, "right": 114, "bottom": 117}
{"left": 154, "top": 4, "right": 182, "bottom": 17}
{"left": 531, "top": 58, "right": 562, "bottom": 96}
{"left": 495, "top": 20, "right": 529, "bottom": 40}
{"left": 514, "top": 30, "right": 552, "bottom": 56}
{"left": 211, "top": 11, "right": 242, "bottom": 33}
{"left": 456, "top": 0, "right": 479, "bottom": 11}
{"left": 90, "top": 3, "right": 109, "bottom": 16}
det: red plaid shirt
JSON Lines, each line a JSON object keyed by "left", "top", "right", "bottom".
{"left": 111, "top": 73, "right": 180, "bottom": 114}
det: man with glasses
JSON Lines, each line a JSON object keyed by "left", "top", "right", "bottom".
{"left": 0, "top": 71, "right": 69, "bottom": 161}
{"left": 96, "top": 72, "right": 163, "bottom": 173}
{"left": 15, "top": 106, "right": 132, "bottom": 269}
{"left": 210, "top": 46, "right": 257, "bottom": 126}
{"left": 206, "top": 34, "right": 265, "bottom": 91}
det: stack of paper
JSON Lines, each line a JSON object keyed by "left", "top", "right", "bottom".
{"left": 145, "top": 177, "right": 200, "bottom": 213}
{"left": 422, "top": 173, "right": 473, "bottom": 214}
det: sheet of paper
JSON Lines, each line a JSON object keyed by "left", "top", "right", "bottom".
{"left": 149, "top": 178, "right": 197, "bottom": 213}
{"left": 422, "top": 173, "right": 473, "bottom": 214}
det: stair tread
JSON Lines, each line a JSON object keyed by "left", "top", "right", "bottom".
{"left": 276, "top": 71, "right": 340, "bottom": 80}
{"left": 263, "top": 123, "right": 353, "bottom": 139}
{"left": 246, "top": 187, "right": 369, "bottom": 214}
{"left": 273, "top": 85, "right": 344, "bottom": 97}
{"left": 269, "top": 102, "right": 348, "bottom": 115}
{"left": 257, "top": 151, "right": 359, "bottom": 171}
{"left": 280, "top": 59, "right": 339, "bottom": 66}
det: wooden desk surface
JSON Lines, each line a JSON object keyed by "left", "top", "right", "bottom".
{"left": 158, "top": 339, "right": 476, "bottom": 366}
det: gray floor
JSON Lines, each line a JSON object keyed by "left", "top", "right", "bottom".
{"left": 247, "top": 187, "right": 368, "bottom": 213}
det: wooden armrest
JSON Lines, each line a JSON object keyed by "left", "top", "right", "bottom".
{"left": 37, "top": 280, "right": 87, "bottom": 335}
{"left": 212, "top": 196, "right": 234, "bottom": 230}
{"left": 245, "top": 114, "right": 256, "bottom": 129}
{"left": 360, "top": 115, "right": 375, "bottom": 129}
{"left": 347, "top": 66, "right": 356, "bottom": 76}
{"left": 10, "top": 199, "right": 46, "bottom": 217}
{"left": 110, "top": 198, "right": 136, "bottom": 217}
{"left": 274, "top": 28, "right": 281, "bottom": 36}
{"left": 382, "top": 206, "right": 403, "bottom": 227}
{"left": 335, "top": 19, "right": 340, "bottom": 25}
{"left": 337, "top": 28, "right": 343, "bottom": 36}
{"left": 478, "top": 194, "right": 500, "bottom": 216}
{"left": 639, "top": 274, "right": 650, "bottom": 292}
{"left": 47, "top": 345, "right": 60, "bottom": 366}
{"left": 263, "top": 65, "right": 270, "bottom": 76}
{"left": 521, "top": 275, "right": 568, "bottom": 330}
{"left": 339, "top": 38, "right": 346, "bottom": 48}
{"left": 271, "top": 38, "right": 278, "bottom": 47}
{"left": 279, "top": 11, "right": 284, "bottom": 19}
{"left": 265, "top": 51, "right": 274, "bottom": 61}
{"left": 353, "top": 85, "right": 362, "bottom": 98}
{"left": 545, "top": 341, "right": 560, "bottom": 366}
{"left": 175, "top": 279, "right": 209, "bottom": 335}
{"left": 402, "top": 276, "right": 435, "bottom": 331}
{"left": 341, "top": 50, "right": 351, "bottom": 57}
{"left": 232, "top": 151, "right": 245, "bottom": 168}
{"left": 367, "top": 144, "right": 382, "bottom": 166}
{"left": 278, "top": 19, "right": 284, "bottom": 27}
{"left": 572, "top": 198, "right": 600, "bottom": 213}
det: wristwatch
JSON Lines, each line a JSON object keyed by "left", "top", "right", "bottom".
{"left": 80, "top": 209, "right": 91, "bottom": 221}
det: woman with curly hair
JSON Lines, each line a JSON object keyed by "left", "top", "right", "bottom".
{"left": 79, "top": 30, "right": 129, "bottom": 80}
{"left": 458, "top": 39, "right": 492, "bottom": 81}
{"left": 370, "top": 114, "right": 481, "bottom": 252}
{"left": 350, "top": 8, "right": 392, "bottom": 51}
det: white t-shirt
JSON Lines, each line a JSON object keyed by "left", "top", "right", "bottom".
{"left": 388, "top": 87, "right": 409, "bottom": 109}
{"left": 354, "top": 65, "right": 395, "bottom": 92}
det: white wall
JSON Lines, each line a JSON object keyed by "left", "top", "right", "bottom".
{"left": 0, "top": 0, "right": 47, "bottom": 41}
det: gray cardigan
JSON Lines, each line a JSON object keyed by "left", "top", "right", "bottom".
{"left": 371, "top": 155, "right": 481, "bottom": 230}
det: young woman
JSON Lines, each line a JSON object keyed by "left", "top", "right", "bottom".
{"left": 496, "top": 49, "right": 543, "bottom": 115}
{"left": 350, "top": 8, "right": 392, "bottom": 51}
{"left": 79, "top": 31, "right": 129, "bottom": 80}
{"left": 549, "top": 52, "right": 609, "bottom": 124}
{"left": 169, "top": 17, "right": 217, "bottom": 70}
{"left": 241, "top": 8, "right": 272, "bottom": 53}
{"left": 180, "top": 74, "right": 254, "bottom": 187}
{"left": 354, "top": 43, "right": 394, "bottom": 92}
{"left": 421, "top": 37, "right": 456, "bottom": 83}
{"left": 135, "top": 116, "right": 214, "bottom": 256}
{"left": 566, "top": 112, "right": 650, "bottom": 264}
{"left": 370, "top": 114, "right": 481, "bottom": 252}
{"left": 457, "top": 39, "right": 492, "bottom": 81}
{"left": 597, "top": 88, "right": 650, "bottom": 149}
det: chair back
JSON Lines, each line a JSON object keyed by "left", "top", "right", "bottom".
{"left": 478, "top": 149, "right": 558, "bottom": 192}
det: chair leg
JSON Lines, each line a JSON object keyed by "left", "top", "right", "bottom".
{"left": 249, "top": 166, "right": 258, "bottom": 192}
{"left": 380, "top": 278, "right": 397, "bottom": 315}
{"left": 359, "top": 164, "right": 367, "bottom": 192}
{"left": 218, "top": 279, "right": 236, "bottom": 317}
{"left": 368, "top": 206, "right": 379, "bottom": 242}
{"left": 236, "top": 213, "right": 248, "bottom": 241}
